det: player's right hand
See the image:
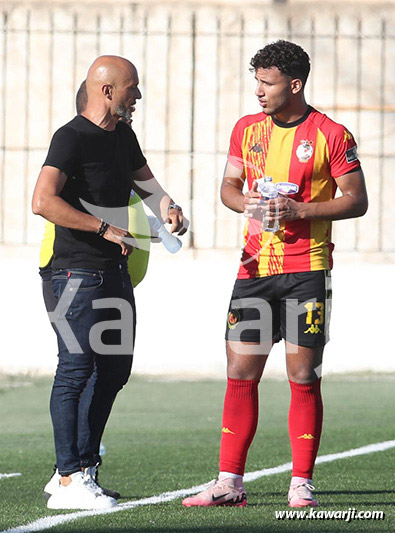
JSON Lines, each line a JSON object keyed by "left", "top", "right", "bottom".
{"left": 103, "top": 225, "right": 138, "bottom": 256}
{"left": 243, "top": 181, "right": 263, "bottom": 219}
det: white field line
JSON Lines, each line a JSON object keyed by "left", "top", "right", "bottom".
{"left": 0, "top": 474, "right": 21, "bottom": 480}
{"left": 3, "top": 439, "right": 395, "bottom": 533}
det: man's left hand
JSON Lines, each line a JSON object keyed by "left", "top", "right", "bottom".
{"left": 264, "top": 195, "right": 305, "bottom": 222}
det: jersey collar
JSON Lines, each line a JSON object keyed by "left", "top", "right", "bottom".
{"left": 272, "top": 105, "right": 313, "bottom": 129}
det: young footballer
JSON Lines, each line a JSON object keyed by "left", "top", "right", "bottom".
{"left": 183, "top": 40, "right": 368, "bottom": 508}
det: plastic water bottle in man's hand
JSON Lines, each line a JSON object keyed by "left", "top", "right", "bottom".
{"left": 148, "top": 216, "right": 182, "bottom": 254}
{"left": 255, "top": 177, "right": 299, "bottom": 233}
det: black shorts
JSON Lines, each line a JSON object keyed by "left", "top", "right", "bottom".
{"left": 225, "top": 271, "right": 332, "bottom": 347}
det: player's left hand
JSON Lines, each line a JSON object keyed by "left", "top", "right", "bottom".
{"left": 167, "top": 208, "right": 189, "bottom": 235}
{"left": 264, "top": 195, "right": 304, "bottom": 222}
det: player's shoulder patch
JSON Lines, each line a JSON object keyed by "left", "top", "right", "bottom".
{"left": 346, "top": 145, "right": 358, "bottom": 163}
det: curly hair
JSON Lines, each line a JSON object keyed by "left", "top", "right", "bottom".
{"left": 250, "top": 40, "right": 310, "bottom": 86}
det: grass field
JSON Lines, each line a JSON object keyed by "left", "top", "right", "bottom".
{"left": 0, "top": 374, "right": 394, "bottom": 532}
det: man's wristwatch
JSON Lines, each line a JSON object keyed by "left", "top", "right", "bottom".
{"left": 168, "top": 203, "right": 182, "bottom": 213}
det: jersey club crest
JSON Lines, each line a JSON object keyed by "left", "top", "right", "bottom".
{"left": 296, "top": 140, "right": 314, "bottom": 163}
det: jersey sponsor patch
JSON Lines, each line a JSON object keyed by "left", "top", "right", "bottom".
{"left": 346, "top": 146, "right": 358, "bottom": 163}
{"left": 276, "top": 182, "right": 299, "bottom": 195}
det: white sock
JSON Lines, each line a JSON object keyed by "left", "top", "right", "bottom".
{"left": 291, "top": 476, "right": 312, "bottom": 486}
{"left": 219, "top": 471, "right": 244, "bottom": 488}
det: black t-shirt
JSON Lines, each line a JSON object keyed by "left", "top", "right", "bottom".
{"left": 43, "top": 115, "right": 147, "bottom": 269}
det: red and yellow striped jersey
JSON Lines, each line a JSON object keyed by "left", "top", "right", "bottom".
{"left": 227, "top": 106, "right": 361, "bottom": 278}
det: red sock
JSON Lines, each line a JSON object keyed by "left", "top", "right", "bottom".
{"left": 219, "top": 378, "right": 259, "bottom": 476}
{"left": 288, "top": 378, "right": 323, "bottom": 479}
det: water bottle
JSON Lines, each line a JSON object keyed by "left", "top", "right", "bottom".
{"left": 148, "top": 216, "right": 182, "bottom": 254}
{"left": 256, "top": 177, "right": 280, "bottom": 233}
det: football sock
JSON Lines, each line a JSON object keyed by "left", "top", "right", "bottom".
{"left": 219, "top": 472, "right": 243, "bottom": 480}
{"left": 291, "top": 476, "right": 312, "bottom": 486}
{"left": 219, "top": 377, "right": 259, "bottom": 476}
{"left": 288, "top": 378, "right": 323, "bottom": 479}
{"left": 219, "top": 472, "right": 244, "bottom": 488}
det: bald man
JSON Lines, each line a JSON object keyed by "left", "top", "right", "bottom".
{"left": 32, "top": 56, "right": 188, "bottom": 510}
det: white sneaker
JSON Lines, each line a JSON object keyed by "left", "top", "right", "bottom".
{"left": 84, "top": 465, "right": 121, "bottom": 500}
{"left": 43, "top": 468, "right": 61, "bottom": 501}
{"left": 83, "top": 466, "right": 105, "bottom": 495}
{"left": 288, "top": 480, "right": 319, "bottom": 508}
{"left": 46, "top": 471, "right": 117, "bottom": 510}
{"left": 44, "top": 468, "right": 100, "bottom": 500}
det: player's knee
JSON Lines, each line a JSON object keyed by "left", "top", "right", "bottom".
{"left": 227, "top": 363, "right": 263, "bottom": 381}
{"left": 288, "top": 368, "right": 319, "bottom": 384}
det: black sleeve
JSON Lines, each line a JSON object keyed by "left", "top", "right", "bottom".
{"left": 43, "top": 126, "right": 80, "bottom": 177}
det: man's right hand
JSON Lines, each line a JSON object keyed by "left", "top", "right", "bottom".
{"left": 243, "top": 181, "right": 263, "bottom": 219}
{"left": 102, "top": 225, "right": 137, "bottom": 256}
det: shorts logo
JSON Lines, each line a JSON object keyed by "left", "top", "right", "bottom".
{"left": 227, "top": 309, "right": 241, "bottom": 329}
{"left": 297, "top": 433, "right": 315, "bottom": 440}
{"left": 222, "top": 427, "right": 236, "bottom": 435}
{"left": 346, "top": 146, "right": 358, "bottom": 163}
{"left": 304, "top": 324, "right": 322, "bottom": 334}
{"left": 296, "top": 140, "right": 314, "bottom": 163}
{"left": 304, "top": 301, "right": 324, "bottom": 335}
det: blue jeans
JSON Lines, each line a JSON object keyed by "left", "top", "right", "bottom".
{"left": 49, "top": 260, "right": 135, "bottom": 476}
{"left": 41, "top": 266, "right": 101, "bottom": 468}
